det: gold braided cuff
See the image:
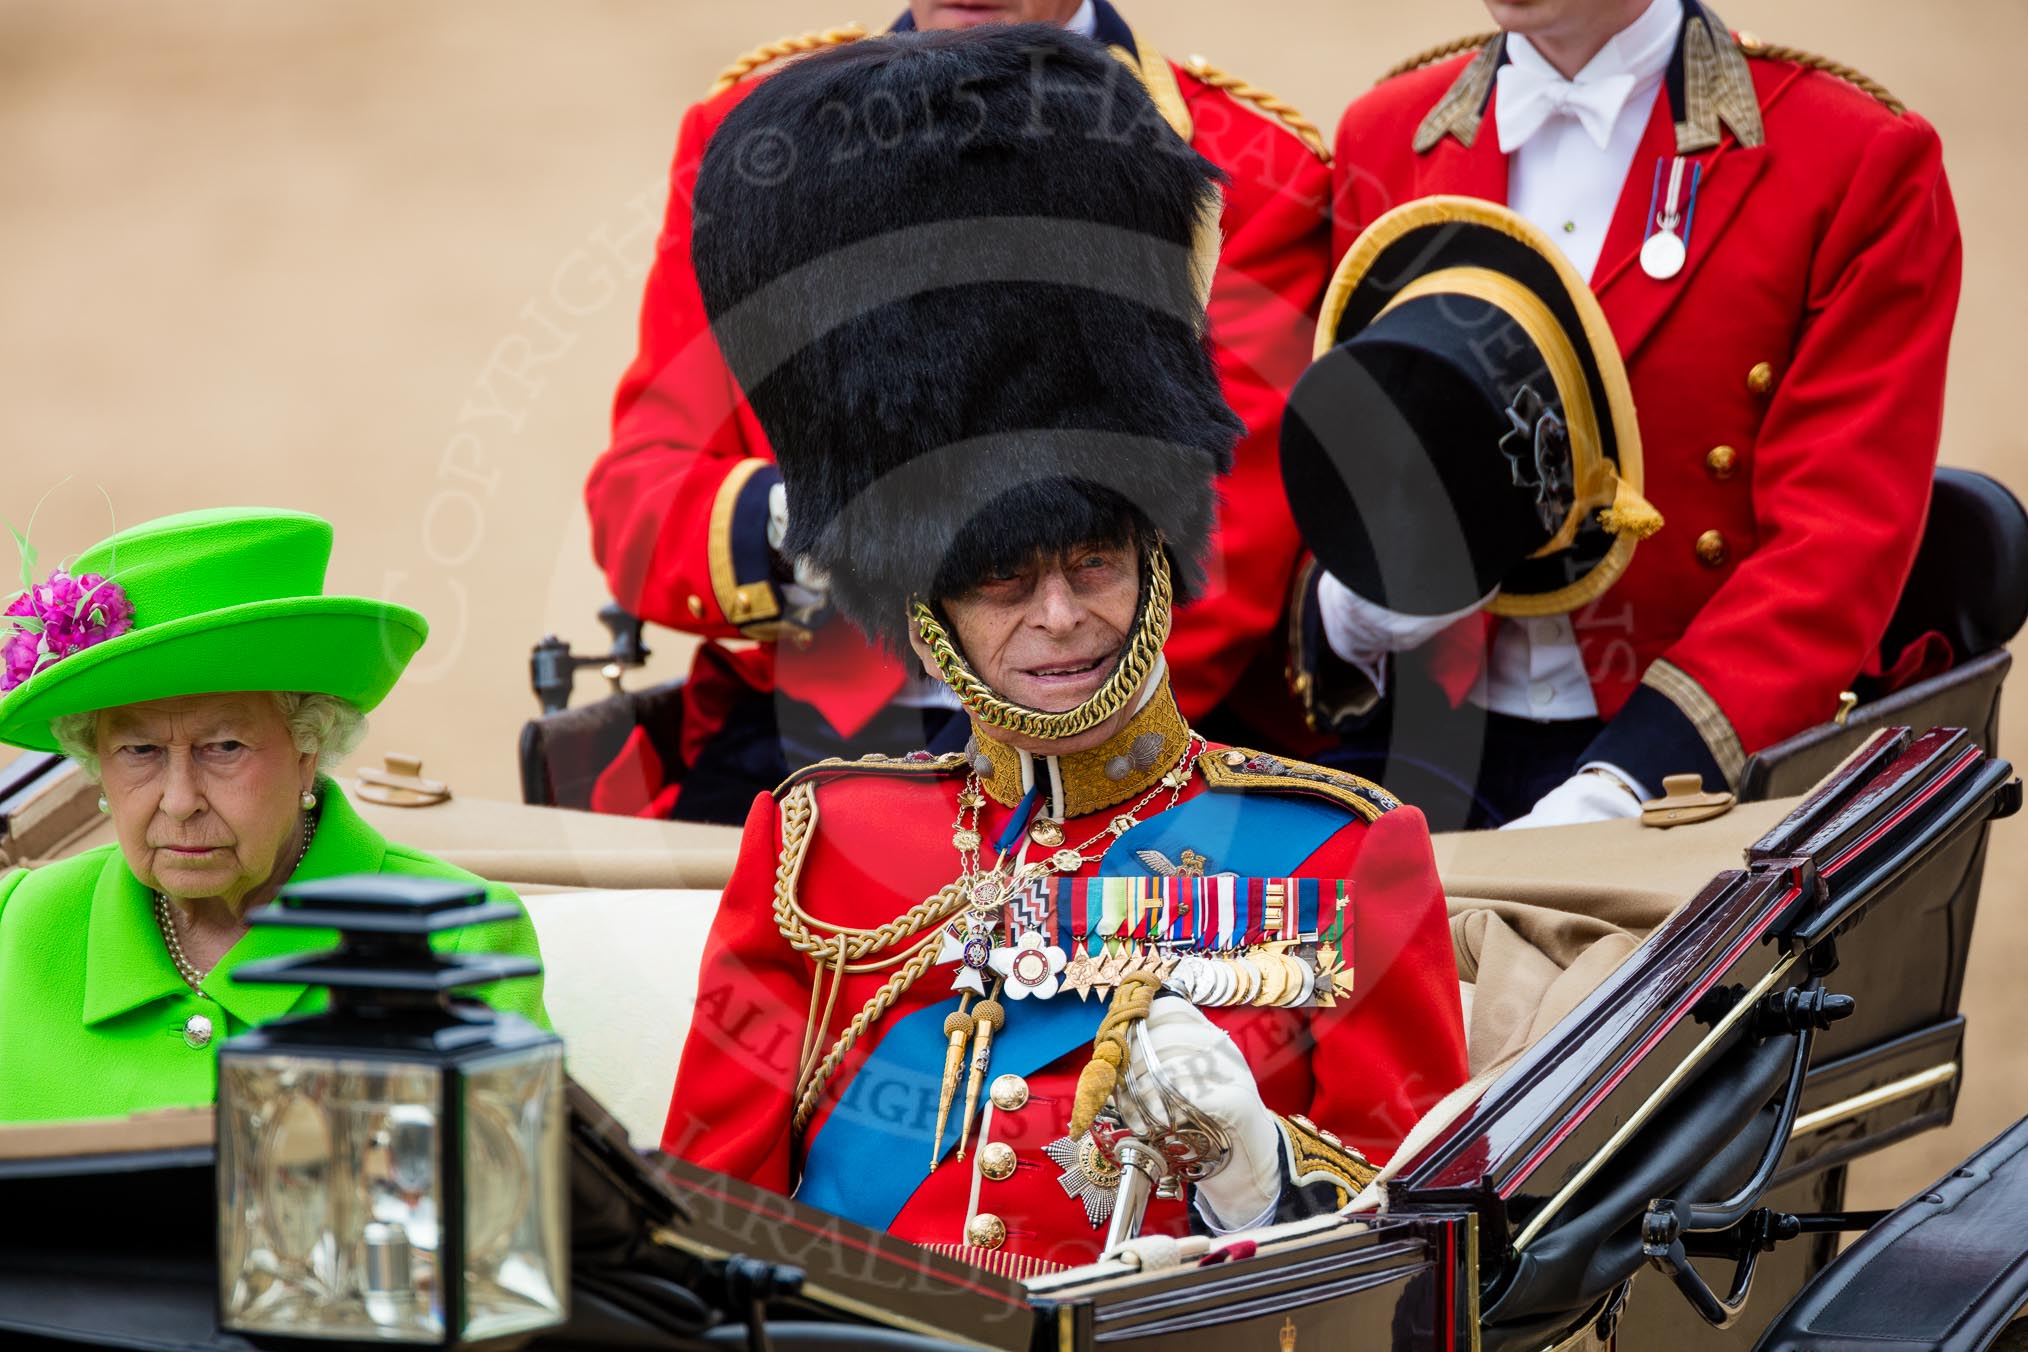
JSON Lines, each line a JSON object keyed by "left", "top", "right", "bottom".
{"left": 911, "top": 542, "right": 1174, "bottom": 742}
{"left": 1278, "top": 1113, "right": 1378, "bottom": 1202}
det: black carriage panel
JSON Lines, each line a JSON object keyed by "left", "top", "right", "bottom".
{"left": 1402, "top": 865, "right": 1799, "bottom": 1202}
{"left": 1035, "top": 1215, "right": 1470, "bottom": 1352}
{"left": 1762, "top": 726, "right": 2015, "bottom": 1063}
{"left": 1775, "top": 1017, "right": 1963, "bottom": 1188}
{"left": 1756, "top": 1114, "right": 2028, "bottom": 1352}
{"left": 1389, "top": 729, "right": 2015, "bottom": 1352}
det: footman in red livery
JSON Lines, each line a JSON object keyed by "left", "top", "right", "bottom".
{"left": 658, "top": 26, "right": 1466, "bottom": 1276}
{"left": 1291, "top": 0, "right": 1961, "bottom": 830}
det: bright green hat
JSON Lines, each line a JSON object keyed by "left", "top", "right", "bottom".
{"left": 0, "top": 507, "right": 427, "bottom": 753}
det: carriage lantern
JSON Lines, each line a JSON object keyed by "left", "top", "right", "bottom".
{"left": 215, "top": 875, "right": 566, "bottom": 1349}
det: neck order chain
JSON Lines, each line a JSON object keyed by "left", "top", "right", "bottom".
{"left": 154, "top": 809, "right": 318, "bottom": 993}
{"left": 776, "top": 731, "right": 1204, "bottom": 1135}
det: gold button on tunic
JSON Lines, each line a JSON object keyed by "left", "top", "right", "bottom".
{"left": 1695, "top": 529, "right": 1729, "bottom": 567}
{"left": 966, "top": 1213, "right": 1008, "bottom": 1250}
{"left": 978, "top": 1141, "right": 1017, "bottom": 1181}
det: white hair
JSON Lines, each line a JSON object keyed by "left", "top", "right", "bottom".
{"left": 50, "top": 692, "right": 367, "bottom": 780}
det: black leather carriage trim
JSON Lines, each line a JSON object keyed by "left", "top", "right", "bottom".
{"left": 773, "top": 752, "right": 970, "bottom": 798}
{"left": 1757, "top": 1112, "right": 2028, "bottom": 1352}
{"left": 1197, "top": 747, "right": 1399, "bottom": 822}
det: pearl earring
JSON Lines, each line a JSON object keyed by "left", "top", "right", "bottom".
{"left": 97, "top": 794, "right": 109, "bottom": 814}
{"left": 300, "top": 789, "right": 319, "bottom": 811}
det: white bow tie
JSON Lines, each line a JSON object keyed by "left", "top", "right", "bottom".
{"left": 1494, "top": 62, "right": 1639, "bottom": 153}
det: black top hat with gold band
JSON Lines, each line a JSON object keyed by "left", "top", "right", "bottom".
{"left": 1280, "top": 197, "right": 1661, "bottom": 619}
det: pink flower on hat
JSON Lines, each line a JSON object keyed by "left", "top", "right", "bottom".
{"left": 1, "top": 570, "right": 134, "bottom": 692}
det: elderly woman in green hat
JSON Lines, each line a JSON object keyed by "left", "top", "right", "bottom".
{"left": 0, "top": 506, "right": 547, "bottom": 1123}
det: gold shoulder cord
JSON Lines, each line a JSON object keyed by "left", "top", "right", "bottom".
{"left": 1738, "top": 36, "right": 1906, "bottom": 114}
{"left": 1378, "top": 32, "right": 1499, "bottom": 83}
{"left": 706, "top": 23, "right": 868, "bottom": 100}
{"left": 773, "top": 783, "right": 974, "bottom": 1133}
{"left": 1180, "top": 56, "right": 1330, "bottom": 161}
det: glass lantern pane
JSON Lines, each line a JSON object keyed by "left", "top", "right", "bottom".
{"left": 460, "top": 1044, "right": 568, "bottom": 1340}
{"left": 218, "top": 1053, "right": 446, "bottom": 1343}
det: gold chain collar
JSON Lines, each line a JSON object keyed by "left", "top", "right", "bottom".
{"left": 911, "top": 543, "right": 1173, "bottom": 743}
{"left": 966, "top": 674, "right": 1191, "bottom": 819}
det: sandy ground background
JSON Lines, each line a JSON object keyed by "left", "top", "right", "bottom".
{"left": 0, "top": 1, "right": 2021, "bottom": 1210}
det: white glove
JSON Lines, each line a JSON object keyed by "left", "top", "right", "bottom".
{"left": 1117, "top": 996, "right": 1284, "bottom": 1233}
{"left": 1501, "top": 765, "right": 1647, "bottom": 830}
{"left": 1316, "top": 572, "right": 1492, "bottom": 698}
{"left": 765, "top": 482, "right": 831, "bottom": 608}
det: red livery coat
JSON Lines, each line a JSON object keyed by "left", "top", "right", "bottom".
{"left": 662, "top": 748, "right": 1466, "bottom": 1272}
{"left": 585, "top": 11, "right": 1330, "bottom": 770}
{"left": 1326, "top": 36, "right": 1960, "bottom": 789}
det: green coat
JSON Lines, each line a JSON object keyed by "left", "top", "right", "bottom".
{"left": 0, "top": 779, "right": 548, "bottom": 1123}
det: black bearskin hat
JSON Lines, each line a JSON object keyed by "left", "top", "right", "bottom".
{"left": 692, "top": 25, "right": 1240, "bottom": 649}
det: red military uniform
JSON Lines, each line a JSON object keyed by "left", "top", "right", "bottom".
{"left": 585, "top": 3, "right": 1332, "bottom": 816}
{"left": 1319, "top": 19, "right": 1960, "bottom": 794}
{"left": 662, "top": 687, "right": 1467, "bottom": 1274}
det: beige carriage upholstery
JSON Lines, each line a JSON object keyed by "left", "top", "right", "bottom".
{"left": 2, "top": 753, "right": 744, "bottom": 888}
{"left": 1434, "top": 798, "right": 1796, "bottom": 1077}
{"left": 1, "top": 749, "right": 1802, "bottom": 1149}
{"left": 513, "top": 798, "right": 1802, "bottom": 1146}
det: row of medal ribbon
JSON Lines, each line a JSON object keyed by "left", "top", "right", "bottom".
{"left": 988, "top": 875, "right": 1356, "bottom": 1007}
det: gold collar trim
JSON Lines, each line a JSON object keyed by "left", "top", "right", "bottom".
{"left": 1412, "top": 35, "right": 1504, "bottom": 152}
{"left": 1411, "top": 7, "right": 1767, "bottom": 156}
{"left": 1677, "top": 13, "right": 1764, "bottom": 151}
{"left": 968, "top": 676, "right": 1189, "bottom": 819}
{"left": 1110, "top": 36, "right": 1194, "bottom": 145}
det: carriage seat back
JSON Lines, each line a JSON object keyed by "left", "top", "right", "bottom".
{"left": 1882, "top": 467, "right": 2028, "bottom": 672}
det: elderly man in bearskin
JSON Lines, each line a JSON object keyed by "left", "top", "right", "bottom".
{"left": 584, "top": 0, "right": 1334, "bottom": 822}
{"left": 659, "top": 27, "right": 1467, "bottom": 1276}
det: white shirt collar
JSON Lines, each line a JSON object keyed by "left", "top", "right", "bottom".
{"left": 1506, "top": 0, "right": 1680, "bottom": 91}
{"left": 1066, "top": 0, "right": 1098, "bottom": 40}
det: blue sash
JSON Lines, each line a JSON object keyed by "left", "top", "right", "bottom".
{"left": 796, "top": 786, "right": 1348, "bottom": 1231}
{"left": 1104, "top": 785, "right": 1347, "bottom": 879}
{"left": 797, "top": 991, "right": 1103, "bottom": 1230}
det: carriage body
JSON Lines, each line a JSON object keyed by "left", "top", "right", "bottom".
{"left": 0, "top": 722, "right": 2018, "bottom": 1352}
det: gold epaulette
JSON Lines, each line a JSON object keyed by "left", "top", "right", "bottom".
{"left": 773, "top": 750, "right": 968, "bottom": 799}
{"left": 1197, "top": 747, "right": 1399, "bottom": 824}
{"left": 1735, "top": 33, "right": 1906, "bottom": 115}
{"left": 1281, "top": 1114, "right": 1378, "bottom": 1207}
{"left": 706, "top": 23, "right": 868, "bottom": 100}
{"left": 1180, "top": 55, "right": 1330, "bottom": 162}
{"left": 1378, "top": 32, "right": 1499, "bottom": 84}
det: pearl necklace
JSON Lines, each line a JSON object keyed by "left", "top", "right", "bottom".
{"left": 153, "top": 810, "right": 318, "bottom": 993}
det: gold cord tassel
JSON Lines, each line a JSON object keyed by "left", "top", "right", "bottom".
{"left": 1068, "top": 970, "right": 1162, "bottom": 1137}
{"left": 1598, "top": 478, "right": 1665, "bottom": 540}
{"left": 929, "top": 996, "right": 975, "bottom": 1174}
{"left": 955, "top": 994, "right": 1005, "bottom": 1162}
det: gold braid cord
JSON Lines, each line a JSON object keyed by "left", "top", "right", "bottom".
{"left": 914, "top": 543, "right": 1173, "bottom": 742}
{"left": 1379, "top": 32, "right": 1499, "bottom": 84}
{"left": 1068, "top": 971, "right": 1163, "bottom": 1137}
{"left": 793, "top": 938, "right": 947, "bottom": 1133}
{"left": 773, "top": 785, "right": 970, "bottom": 963}
{"left": 706, "top": 24, "right": 868, "bottom": 100}
{"left": 1739, "top": 39, "right": 1906, "bottom": 115}
{"left": 1181, "top": 56, "right": 1330, "bottom": 162}
{"left": 772, "top": 783, "right": 974, "bottom": 1133}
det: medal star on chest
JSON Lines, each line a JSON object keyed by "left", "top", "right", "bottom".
{"left": 1044, "top": 1132, "right": 1124, "bottom": 1229}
